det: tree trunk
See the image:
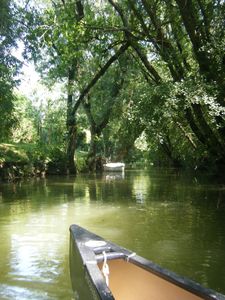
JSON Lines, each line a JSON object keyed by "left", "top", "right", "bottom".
{"left": 66, "top": 64, "right": 77, "bottom": 175}
{"left": 175, "top": 0, "right": 210, "bottom": 73}
{"left": 176, "top": 121, "right": 197, "bottom": 149}
{"left": 192, "top": 103, "right": 225, "bottom": 156}
{"left": 86, "top": 128, "right": 98, "bottom": 172}
{"left": 83, "top": 69, "right": 126, "bottom": 172}
{"left": 159, "top": 135, "right": 182, "bottom": 168}
{"left": 66, "top": 122, "right": 77, "bottom": 174}
{"left": 185, "top": 104, "right": 225, "bottom": 160}
{"left": 185, "top": 107, "right": 208, "bottom": 146}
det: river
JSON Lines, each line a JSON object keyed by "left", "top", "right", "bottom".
{"left": 0, "top": 169, "right": 225, "bottom": 299}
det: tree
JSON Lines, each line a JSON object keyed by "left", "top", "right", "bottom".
{"left": 0, "top": 0, "right": 22, "bottom": 141}
{"left": 24, "top": 0, "right": 129, "bottom": 174}
{"left": 107, "top": 0, "right": 225, "bottom": 166}
{"left": 18, "top": 0, "right": 225, "bottom": 171}
{"left": 82, "top": 57, "right": 128, "bottom": 171}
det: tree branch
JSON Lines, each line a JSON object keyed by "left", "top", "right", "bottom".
{"left": 131, "top": 40, "right": 161, "bottom": 83}
{"left": 71, "top": 42, "right": 129, "bottom": 116}
{"left": 108, "top": 0, "right": 129, "bottom": 28}
{"left": 108, "top": 0, "right": 161, "bottom": 83}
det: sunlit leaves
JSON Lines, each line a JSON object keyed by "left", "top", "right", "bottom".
{"left": 0, "top": 0, "right": 24, "bottom": 140}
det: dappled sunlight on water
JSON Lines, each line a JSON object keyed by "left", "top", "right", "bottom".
{"left": 0, "top": 170, "right": 225, "bottom": 298}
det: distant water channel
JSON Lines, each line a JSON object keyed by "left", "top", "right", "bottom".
{"left": 0, "top": 169, "right": 225, "bottom": 299}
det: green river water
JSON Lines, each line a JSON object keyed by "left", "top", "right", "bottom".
{"left": 0, "top": 169, "right": 225, "bottom": 299}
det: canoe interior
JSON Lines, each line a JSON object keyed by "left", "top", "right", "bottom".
{"left": 98, "top": 259, "right": 203, "bottom": 300}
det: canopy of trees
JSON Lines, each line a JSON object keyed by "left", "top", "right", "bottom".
{"left": 1, "top": 0, "right": 225, "bottom": 174}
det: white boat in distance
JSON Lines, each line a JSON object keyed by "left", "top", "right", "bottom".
{"left": 103, "top": 162, "right": 125, "bottom": 172}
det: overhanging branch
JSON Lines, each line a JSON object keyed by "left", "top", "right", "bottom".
{"left": 71, "top": 42, "right": 129, "bottom": 116}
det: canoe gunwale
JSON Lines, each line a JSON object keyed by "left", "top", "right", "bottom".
{"left": 70, "top": 225, "right": 115, "bottom": 299}
{"left": 70, "top": 224, "right": 225, "bottom": 300}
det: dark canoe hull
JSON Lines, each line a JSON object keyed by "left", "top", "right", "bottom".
{"left": 69, "top": 224, "right": 225, "bottom": 300}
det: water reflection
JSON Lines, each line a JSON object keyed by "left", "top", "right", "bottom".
{"left": 104, "top": 172, "right": 125, "bottom": 181}
{"left": 132, "top": 174, "right": 149, "bottom": 204}
{"left": 0, "top": 170, "right": 225, "bottom": 299}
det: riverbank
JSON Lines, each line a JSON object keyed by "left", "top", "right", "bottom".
{"left": 1, "top": 143, "right": 223, "bottom": 182}
{"left": 0, "top": 143, "right": 46, "bottom": 181}
{"left": 0, "top": 143, "right": 89, "bottom": 181}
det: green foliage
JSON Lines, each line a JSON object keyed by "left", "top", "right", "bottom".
{"left": 11, "top": 94, "right": 38, "bottom": 143}
{"left": 39, "top": 97, "right": 67, "bottom": 147}
{"left": 2, "top": 0, "right": 223, "bottom": 173}
{"left": 0, "top": 143, "right": 30, "bottom": 164}
{"left": 0, "top": 0, "right": 23, "bottom": 140}
{"left": 76, "top": 151, "right": 88, "bottom": 172}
